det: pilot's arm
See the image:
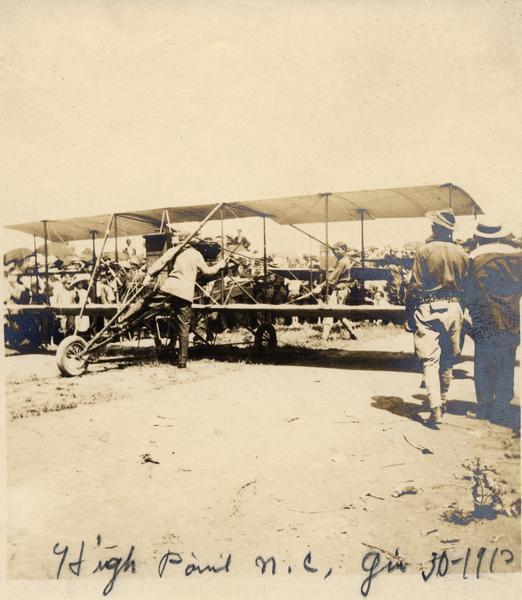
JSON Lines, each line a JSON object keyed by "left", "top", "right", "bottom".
{"left": 313, "top": 256, "right": 351, "bottom": 295}
{"left": 197, "top": 254, "right": 226, "bottom": 276}
{"left": 327, "top": 256, "right": 351, "bottom": 288}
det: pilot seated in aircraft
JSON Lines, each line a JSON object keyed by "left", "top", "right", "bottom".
{"left": 121, "top": 230, "right": 226, "bottom": 368}
{"left": 311, "top": 242, "right": 356, "bottom": 340}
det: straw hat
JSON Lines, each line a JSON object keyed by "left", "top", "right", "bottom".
{"left": 426, "top": 208, "right": 456, "bottom": 231}
{"left": 67, "top": 273, "right": 90, "bottom": 288}
{"left": 474, "top": 217, "right": 508, "bottom": 239}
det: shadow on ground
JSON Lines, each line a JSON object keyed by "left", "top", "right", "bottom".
{"left": 373, "top": 393, "right": 520, "bottom": 433}
{"left": 371, "top": 395, "right": 424, "bottom": 420}
{"left": 7, "top": 341, "right": 425, "bottom": 372}
{"left": 18, "top": 342, "right": 426, "bottom": 375}
{"left": 189, "top": 344, "right": 425, "bottom": 373}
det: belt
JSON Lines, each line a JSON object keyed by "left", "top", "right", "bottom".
{"left": 419, "top": 294, "right": 461, "bottom": 304}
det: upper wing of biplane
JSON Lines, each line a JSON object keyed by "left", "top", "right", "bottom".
{"left": 5, "top": 183, "right": 481, "bottom": 242}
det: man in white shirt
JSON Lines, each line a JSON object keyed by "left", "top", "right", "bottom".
{"left": 132, "top": 235, "right": 225, "bottom": 368}
{"left": 122, "top": 238, "right": 137, "bottom": 261}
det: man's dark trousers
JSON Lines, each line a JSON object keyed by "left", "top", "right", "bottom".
{"left": 169, "top": 295, "right": 192, "bottom": 366}
{"left": 474, "top": 331, "right": 518, "bottom": 422}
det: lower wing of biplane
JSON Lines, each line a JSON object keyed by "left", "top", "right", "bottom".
{"left": 4, "top": 300, "right": 407, "bottom": 376}
{"left": 5, "top": 301, "right": 406, "bottom": 320}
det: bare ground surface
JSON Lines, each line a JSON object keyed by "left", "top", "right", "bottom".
{"left": 5, "top": 324, "right": 521, "bottom": 581}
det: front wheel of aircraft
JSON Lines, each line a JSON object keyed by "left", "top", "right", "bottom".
{"left": 254, "top": 323, "right": 277, "bottom": 354}
{"left": 56, "top": 335, "right": 89, "bottom": 377}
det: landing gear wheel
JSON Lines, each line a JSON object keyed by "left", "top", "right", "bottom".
{"left": 254, "top": 323, "right": 277, "bottom": 354}
{"left": 56, "top": 335, "right": 89, "bottom": 377}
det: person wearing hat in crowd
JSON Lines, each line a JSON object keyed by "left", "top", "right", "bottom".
{"left": 122, "top": 238, "right": 137, "bottom": 262}
{"left": 48, "top": 273, "right": 74, "bottom": 336}
{"left": 406, "top": 208, "right": 469, "bottom": 426}
{"left": 386, "top": 250, "right": 408, "bottom": 305}
{"left": 123, "top": 229, "right": 226, "bottom": 368}
{"left": 67, "top": 274, "right": 92, "bottom": 337}
{"left": 6, "top": 268, "right": 31, "bottom": 304}
{"left": 465, "top": 218, "right": 522, "bottom": 427}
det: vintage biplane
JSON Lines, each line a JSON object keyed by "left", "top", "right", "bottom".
{"left": 4, "top": 183, "right": 482, "bottom": 376}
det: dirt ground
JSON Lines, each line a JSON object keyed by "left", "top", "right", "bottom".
{"left": 4, "top": 323, "right": 521, "bottom": 585}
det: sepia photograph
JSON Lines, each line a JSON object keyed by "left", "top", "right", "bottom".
{"left": 1, "top": 2, "right": 521, "bottom": 599}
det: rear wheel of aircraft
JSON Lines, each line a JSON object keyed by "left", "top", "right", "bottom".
{"left": 254, "top": 323, "right": 277, "bottom": 354}
{"left": 56, "top": 335, "right": 88, "bottom": 377}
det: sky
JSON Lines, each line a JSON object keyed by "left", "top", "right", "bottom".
{"left": 1, "top": 0, "right": 521, "bottom": 258}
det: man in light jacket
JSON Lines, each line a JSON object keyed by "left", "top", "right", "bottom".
{"left": 123, "top": 233, "right": 225, "bottom": 368}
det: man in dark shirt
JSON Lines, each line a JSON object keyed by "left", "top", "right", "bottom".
{"left": 465, "top": 219, "right": 522, "bottom": 426}
{"left": 406, "top": 209, "right": 469, "bottom": 425}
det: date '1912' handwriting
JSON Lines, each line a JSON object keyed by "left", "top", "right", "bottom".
{"left": 360, "top": 545, "right": 515, "bottom": 596}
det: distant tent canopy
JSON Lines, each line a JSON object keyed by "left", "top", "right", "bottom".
{"left": 5, "top": 183, "right": 482, "bottom": 243}
{"left": 35, "top": 241, "right": 75, "bottom": 260}
{"left": 3, "top": 247, "right": 33, "bottom": 265}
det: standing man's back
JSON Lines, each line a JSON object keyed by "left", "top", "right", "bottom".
{"left": 406, "top": 209, "right": 469, "bottom": 426}
{"left": 159, "top": 245, "right": 211, "bottom": 301}
{"left": 466, "top": 219, "right": 522, "bottom": 426}
{"left": 410, "top": 241, "right": 468, "bottom": 296}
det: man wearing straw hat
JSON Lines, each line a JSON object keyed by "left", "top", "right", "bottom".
{"left": 465, "top": 218, "right": 522, "bottom": 426}
{"left": 406, "top": 209, "right": 469, "bottom": 426}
